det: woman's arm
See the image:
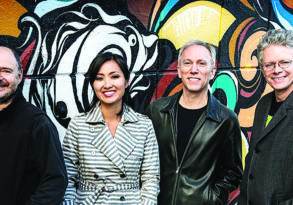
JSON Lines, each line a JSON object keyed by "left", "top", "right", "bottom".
{"left": 140, "top": 119, "right": 160, "bottom": 205}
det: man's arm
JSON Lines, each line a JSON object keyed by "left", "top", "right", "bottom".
{"left": 30, "top": 115, "right": 68, "bottom": 205}
{"left": 213, "top": 114, "right": 243, "bottom": 203}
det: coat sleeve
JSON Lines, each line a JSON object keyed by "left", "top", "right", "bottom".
{"left": 140, "top": 119, "right": 160, "bottom": 205}
{"left": 213, "top": 113, "right": 243, "bottom": 203}
{"left": 30, "top": 115, "right": 68, "bottom": 205}
{"left": 62, "top": 118, "right": 80, "bottom": 205}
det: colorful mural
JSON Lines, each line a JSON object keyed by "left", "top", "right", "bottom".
{"left": 0, "top": 0, "right": 292, "bottom": 204}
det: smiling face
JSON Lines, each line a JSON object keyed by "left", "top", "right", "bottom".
{"left": 177, "top": 44, "right": 216, "bottom": 96}
{"left": 92, "top": 59, "right": 128, "bottom": 108}
{"left": 0, "top": 47, "right": 22, "bottom": 109}
{"left": 262, "top": 45, "right": 293, "bottom": 101}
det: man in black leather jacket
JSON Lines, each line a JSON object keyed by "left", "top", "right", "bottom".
{"left": 146, "top": 40, "right": 242, "bottom": 205}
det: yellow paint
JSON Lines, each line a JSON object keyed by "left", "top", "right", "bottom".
{"left": 241, "top": 132, "right": 249, "bottom": 168}
{"left": 158, "top": 1, "right": 235, "bottom": 47}
{"left": 240, "top": 31, "right": 265, "bottom": 71}
{"left": 239, "top": 104, "right": 256, "bottom": 128}
{"left": 0, "top": 1, "right": 27, "bottom": 36}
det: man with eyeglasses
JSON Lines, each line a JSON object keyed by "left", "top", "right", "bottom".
{"left": 239, "top": 29, "right": 293, "bottom": 205}
{"left": 146, "top": 40, "right": 242, "bottom": 205}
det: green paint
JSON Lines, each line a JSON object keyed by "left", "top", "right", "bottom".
{"left": 211, "top": 73, "right": 237, "bottom": 110}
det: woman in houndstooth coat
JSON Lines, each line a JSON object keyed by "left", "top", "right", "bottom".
{"left": 62, "top": 52, "right": 160, "bottom": 205}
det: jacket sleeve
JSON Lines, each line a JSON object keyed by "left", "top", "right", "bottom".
{"left": 30, "top": 115, "right": 68, "bottom": 205}
{"left": 140, "top": 119, "right": 160, "bottom": 205}
{"left": 62, "top": 118, "right": 80, "bottom": 205}
{"left": 213, "top": 114, "right": 243, "bottom": 204}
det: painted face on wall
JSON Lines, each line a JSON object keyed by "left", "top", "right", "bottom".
{"left": 20, "top": 3, "right": 158, "bottom": 137}
{"left": 177, "top": 44, "right": 215, "bottom": 95}
{"left": 0, "top": 47, "right": 22, "bottom": 107}
{"left": 262, "top": 45, "right": 293, "bottom": 100}
{"left": 93, "top": 60, "right": 127, "bottom": 107}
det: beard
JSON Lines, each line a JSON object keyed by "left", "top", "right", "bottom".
{"left": 0, "top": 78, "right": 18, "bottom": 104}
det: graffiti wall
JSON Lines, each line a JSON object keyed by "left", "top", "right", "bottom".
{"left": 0, "top": 0, "right": 292, "bottom": 203}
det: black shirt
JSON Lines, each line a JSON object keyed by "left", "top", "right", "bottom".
{"left": 265, "top": 96, "right": 283, "bottom": 127}
{"left": 177, "top": 103, "right": 207, "bottom": 162}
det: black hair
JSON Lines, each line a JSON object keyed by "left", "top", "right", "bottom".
{"left": 86, "top": 52, "right": 130, "bottom": 115}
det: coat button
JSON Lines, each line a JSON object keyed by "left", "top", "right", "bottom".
{"left": 120, "top": 196, "right": 125, "bottom": 201}
{"left": 94, "top": 174, "right": 99, "bottom": 179}
{"left": 120, "top": 173, "right": 126, "bottom": 178}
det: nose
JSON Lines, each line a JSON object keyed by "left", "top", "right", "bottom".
{"left": 103, "top": 78, "right": 113, "bottom": 88}
{"left": 273, "top": 63, "right": 283, "bottom": 73}
{"left": 190, "top": 63, "right": 199, "bottom": 73}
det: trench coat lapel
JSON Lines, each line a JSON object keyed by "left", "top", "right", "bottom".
{"left": 115, "top": 125, "right": 138, "bottom": 161}
{"left": 86, "top": 105, "right": 125, "bottom": 172}
{"left": 91, "top": 125, "right": 125, "bottom": 172}
{"left": 115, "top": 106, "right": 139, "bottom": 161}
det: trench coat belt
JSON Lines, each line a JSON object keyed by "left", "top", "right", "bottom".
{"left": 78, "top": 179, "right": 139, "bottom": 204}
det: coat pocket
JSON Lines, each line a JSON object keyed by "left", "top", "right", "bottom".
{"left": 278, "top": 198, "right": 293, "bottom": 205}
{"left": 273, "top": 193, "right": 293, "bottom": 205}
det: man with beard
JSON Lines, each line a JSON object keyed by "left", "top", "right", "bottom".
{"left": 0, "top": 46, "right": 67, "bottom": 204}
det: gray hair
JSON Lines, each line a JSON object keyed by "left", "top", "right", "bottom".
{"left": 178, "top": 40, "right": 217, "bottom": 67}
{"left": 257, "top": 29, "right": 293, "bottom": 65}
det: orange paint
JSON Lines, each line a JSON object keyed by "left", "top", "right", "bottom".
{"left": 240, "top": 0, "right": 255, "bottom": 11}
{"left": 229, "top": 17, "right": 254, "bottom": 67}
{"left": 283, "top": 0, "right": 293, "bottom": 9}
{"left": 149, "top": 0, "right": 162, "bottom": 29}
{"left": 0, "top": 1, "right": 27, "bottom": 36}
{"left": 168, "top": 83, "right": 183, "bottom": 96}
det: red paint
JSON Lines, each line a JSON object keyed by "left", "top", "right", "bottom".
{"left": 20, "top": 40, "right": 35, "bottom": 73}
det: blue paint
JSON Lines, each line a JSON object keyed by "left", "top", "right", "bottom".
{"left": 35, "top": 0, "right": 79, "bottom": 17}
{"left": 154, "top": 0, "right": 179, "bottom": 32}
{"left": 271, "top": 0, "right": 293, "bottom": 29}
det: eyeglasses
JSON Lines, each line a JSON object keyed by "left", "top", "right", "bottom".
{"left": 179, "top": 59, "right": 211, "bottom": 72}
{"left": 262, "top": 59, "right": 293, "bottom": 71}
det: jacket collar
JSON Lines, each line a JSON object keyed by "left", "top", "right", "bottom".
{"left": 284, "top": 91, "right": 293, "bottom": 110}
{"left": 85, "top": 103, "right": 138, "bottom": 124}
{"left": 256, "top": 91, "right": 293, "bottom": 143}
{"left": 161, "top": 90, "right": 222, "bottom": 122}
{"left": 87, "top": 103, "right": 139, "bottom": 173}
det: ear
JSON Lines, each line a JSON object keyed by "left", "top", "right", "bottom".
{"left": 177, "top": 66, "right": 182, "bottom": 79}
{"left": 209, "top": 67, "right": 216, "bottom": 80}
{"left": 17, "top": 69, "right": 23, "bottom": 82}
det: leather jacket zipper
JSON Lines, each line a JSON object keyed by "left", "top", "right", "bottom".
{"left": 170, "top": 110, "right": 207, "bottom": 204}
{"left": 169, "top": 108, "right": 180, "bottom": 205}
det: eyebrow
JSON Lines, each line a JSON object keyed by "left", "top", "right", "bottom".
{"left": 97, "top": 71, "right": 121, "bottom": 75}
{"left": 0, "top": 66, "right": 14, "bottom": 70}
